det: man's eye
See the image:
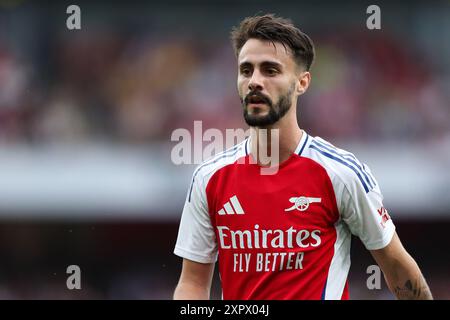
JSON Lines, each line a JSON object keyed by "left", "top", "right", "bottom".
{"left": 266, "top": 68, "right": 278, "bottom": 75}
{"left": 241, "top": 69, "right": 251, "bottom": 76}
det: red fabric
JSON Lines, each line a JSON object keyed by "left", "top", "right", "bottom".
{"left": 206, "top": 154, "right": 345, "bottom": 300}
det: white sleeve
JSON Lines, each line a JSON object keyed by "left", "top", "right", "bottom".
{"left": 340, "top": 166, "right": 395, "bottom": 251}
{"left": 173, "top": 170, "right": 218, "bottom": 263}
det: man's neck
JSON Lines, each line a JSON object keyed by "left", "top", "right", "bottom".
{"left": 249, "top": 119, "right": 302, "bottom": 167}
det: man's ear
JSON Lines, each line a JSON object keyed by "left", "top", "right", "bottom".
{"left": 296, "top": 71, "right": 311, "bottom": 96}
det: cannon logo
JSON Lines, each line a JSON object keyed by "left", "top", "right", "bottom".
{"left": 284, "top": 196, "right": 322, "bottom": 212}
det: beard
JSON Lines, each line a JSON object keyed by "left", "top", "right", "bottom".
{"left": 242, "top": 84, "right": 295, "bottom": 127}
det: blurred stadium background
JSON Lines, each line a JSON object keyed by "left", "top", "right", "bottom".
{"left": 0, "top": 0, "right": 449, "bottom": 299}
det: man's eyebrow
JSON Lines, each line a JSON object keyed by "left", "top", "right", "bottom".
{"left": 260, "top": 61, "right": 283, "bottom": 69}
{"left": 239, "top": 61, "right": 283, "bottom": 68}
{"left": 239, "top": 61, "right": 253, "bottom": 69}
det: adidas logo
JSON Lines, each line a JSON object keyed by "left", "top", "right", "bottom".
{"left": 218, "top": 195, "right": 245, "bottom": 215}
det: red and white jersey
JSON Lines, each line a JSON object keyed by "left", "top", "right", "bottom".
{"left": 174, "top": 131, "right": 395, "bottom": 300}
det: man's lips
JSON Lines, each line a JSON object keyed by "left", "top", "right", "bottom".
{"left": 245, "top": 93, "right": 270, "bottom": 106}
{"left": 247, "top": 97, "right": 268, "bottom": 104}
{"left": 247, "top": 102, "right": 267, "bottom": 107}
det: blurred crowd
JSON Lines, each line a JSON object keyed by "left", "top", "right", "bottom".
{"left": 0, "top": 14, "right": 449, "bottom": 146}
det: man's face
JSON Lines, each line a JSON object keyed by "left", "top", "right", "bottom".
{"left": 237, "top": 38, "right": 298, "bottom": 127}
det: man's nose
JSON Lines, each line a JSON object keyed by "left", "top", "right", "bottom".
{"left": 248, "top": 70, "right": 264, "bottom": 92}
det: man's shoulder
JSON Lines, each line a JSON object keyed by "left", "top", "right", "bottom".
{"left": 192, "top": 138, "right": 249, "bottom": 183}
{"left": 304, "top": 135, "right": 377, "bottom": 193}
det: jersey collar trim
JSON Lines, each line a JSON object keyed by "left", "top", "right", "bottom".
{"left": 295, "top": 130, "right": 309, "bottom": 156}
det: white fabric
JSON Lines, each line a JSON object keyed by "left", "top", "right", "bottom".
{"left": 174, "top": 140, "right": 248, "bottom": 263}
{"left": 304, "top": 135, "right": 395, "bottom": 251}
